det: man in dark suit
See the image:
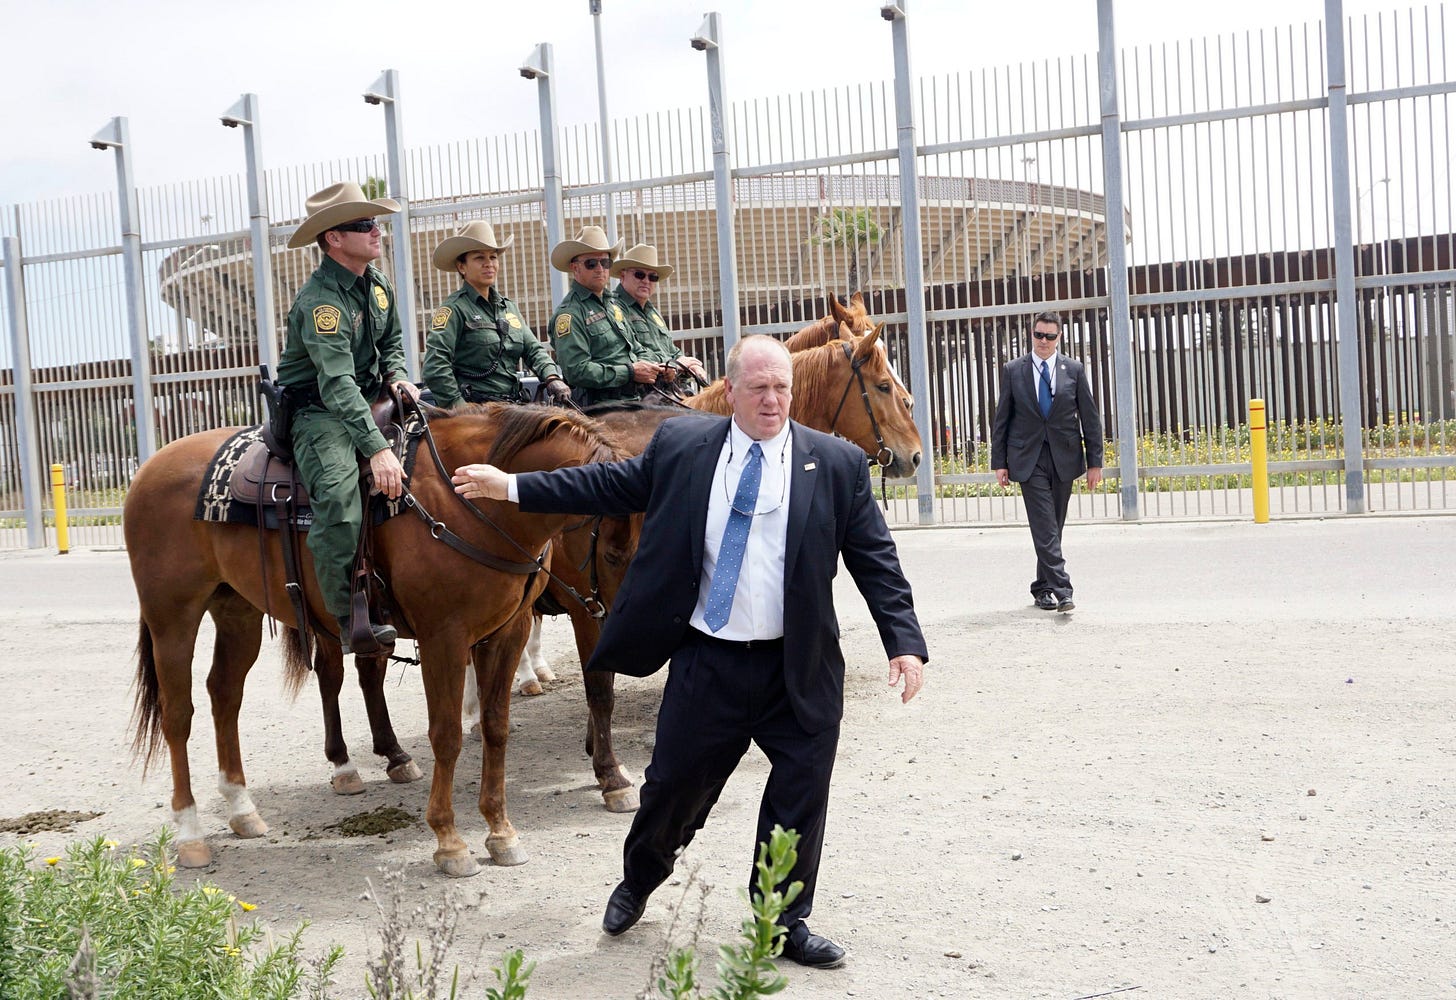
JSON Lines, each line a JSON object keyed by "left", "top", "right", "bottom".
{"left": 453, "top": 334, "right": 927, "bottom": 969}
{"left": 991, "top": 311, "right": 1104, "bottom": 612}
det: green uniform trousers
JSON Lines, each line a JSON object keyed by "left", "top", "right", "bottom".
{"left": 292, "top": 407, "right": 366, "bottom": 619}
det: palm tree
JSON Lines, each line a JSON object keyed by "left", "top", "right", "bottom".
{"left": 810, "top": 207, "right": 883, "bottom": 293}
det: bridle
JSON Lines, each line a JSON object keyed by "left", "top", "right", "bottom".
{"left": 397, "top": 396, "right": 607, "bottom": 619}
{"left": 827, "top": 341, "right": 897, "bottom": 469}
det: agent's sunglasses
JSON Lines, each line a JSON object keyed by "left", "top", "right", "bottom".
{"left": 331, "top": 219, "right": 381, "bottom": 234}
{"left": 630, "top": 270, "right": 661, "bottom": 283}
{"left": 577, "top": 257, "right": 612, "bottom": 270}
{"left": 1032, "top": 330, "right": 1060, "bottom": 341}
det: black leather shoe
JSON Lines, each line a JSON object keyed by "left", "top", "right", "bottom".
{"left": 602, "top": 882, "right": 647, "bottom": 936}
{"left": 780, "top": 926, "right": 846, "bottom": 969}
{"left": 1034, "top": 592, "right": 1058, "bottom": 611}
{"left": 1057, "top": 596, "right": 1076, "bottom": 613}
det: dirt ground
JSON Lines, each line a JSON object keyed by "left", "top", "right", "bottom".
{"left": 2, "top": 515, "right": 1453, "bottom": 999}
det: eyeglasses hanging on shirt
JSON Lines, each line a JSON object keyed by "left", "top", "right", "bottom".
{"left": 723, "top": 434, "right": 791, "bottom": 516}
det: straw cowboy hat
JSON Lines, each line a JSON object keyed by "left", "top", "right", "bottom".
{"left": 286, "top": 181, "right": 401, "bottom": 249}
{"left": 609, "top": 243, "right": 675, "bottom": 282}
{"left": 431, "top": 220, "right": 515, "bottom": 271}
{"left": 550, "top": 224, "right": 625, "bottom": 272}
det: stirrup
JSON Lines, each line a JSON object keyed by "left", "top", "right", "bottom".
{"left": 338, "top": 616, "right": 396, "bottom": 656}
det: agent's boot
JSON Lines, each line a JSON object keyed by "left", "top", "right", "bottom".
{"left": 337, "top": 615, "right": 396, "bottom": 655}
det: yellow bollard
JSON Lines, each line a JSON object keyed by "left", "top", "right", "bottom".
{"left": 50, "top": 463, "right": 71, "bottom": 555}
{"left": 1249, "top": 399, "right": 1269, "bottom": 524}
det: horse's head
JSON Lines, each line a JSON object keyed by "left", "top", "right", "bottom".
{"left": 824, "top": 323, "right": 921, "bottom": 479}
{"left": 784, "top": 292, "right": 878, "bottom": 352}
{"left": 829, "top": 291, "right": 876, "bottom": 335}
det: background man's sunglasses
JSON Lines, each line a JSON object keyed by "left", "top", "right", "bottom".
{"left": 1032, "top": 331, "right": 1060, "bottom": 341}
{"left": 631, "top": 270, "right": 660, "bottom": 283}
{"left": 331, "top": 219, "right": 380, "bottom": 234}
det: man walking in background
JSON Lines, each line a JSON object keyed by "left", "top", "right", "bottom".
{"left": 991, "top": 311, "right": 1103, "bottom": 612}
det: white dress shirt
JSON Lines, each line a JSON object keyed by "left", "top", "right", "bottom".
{"left": 689, "top": 418, "right": 792, "bottom": 640}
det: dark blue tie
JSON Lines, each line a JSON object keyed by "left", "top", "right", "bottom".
{"left": 703, "top": 442, "right": 762, "bottom": 632}
{"left": 1038, "top": 360, "right": 1053, "bottom": 418}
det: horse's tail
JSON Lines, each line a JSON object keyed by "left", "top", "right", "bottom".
{"left": 281, "top": 626, "right": 312, "bottom": 701}
{"left": 129, "top": 619, "right": 162, "bottom": 774}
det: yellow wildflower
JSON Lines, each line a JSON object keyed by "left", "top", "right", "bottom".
{"left": 202, "top": 887, "right": 220, "bottom": 896}
{"left": 44, "top": 857, "right": 60, "bottom": 866}
{"left": 238, "top": 901, "right": 257, "bottom": 912}
{"left": 130, "top": 858, "right": 148, "bottom": 869}
{"left": 103, "top": 840, "right": 119, "bottom": 850}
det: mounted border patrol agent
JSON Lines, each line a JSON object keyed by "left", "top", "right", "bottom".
{"left": 423, "top": 220, "right": 571, "bottom": 408}
{"left": 275, "top": 181, "right": 422, "bottom": 653}
{"left": 609, "top": 243, "right": 709, "bottom": 394}
{"left": 547, "top": 225, "right": 663, "bottom": 406}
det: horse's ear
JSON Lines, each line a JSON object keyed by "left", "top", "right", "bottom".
{"left": 850, "top": 290, "right": 864, "bottom": 309}
{"left": 853, "top": 322, "right": 884, "bottom": 359}
{"left": 836, "top": 321, "right": 854, "bottom": 343}
{"left": 828, "top": 295, "right": 851, "bottom": 324}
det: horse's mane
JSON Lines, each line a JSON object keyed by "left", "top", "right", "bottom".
{"left": 783, "top": 315, "right": 838, "bottom": 352}
{"left": 784, "top": 340, "right": 844, "bottom": 409}
{"left": 434, "top": 402, "right": 623, "bottom": 466}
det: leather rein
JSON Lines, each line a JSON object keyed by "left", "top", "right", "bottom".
{"left": 398, "top": 396, "right": 607, "bottom": 620}
{"left": 827, "top": 341, "right": 897, "bottom": 470}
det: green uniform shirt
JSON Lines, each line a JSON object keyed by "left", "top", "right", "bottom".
{"left": 612, "top": 287, "right": 682, "bottom": 366}
{"left": 278, "top": 256, "right": 404, "bottom": 458}
{"left": 423, "top": 283, "right": 559, "bottom": 408}
{"left": 548, "top": 280, "right": 645, "bottom": 402}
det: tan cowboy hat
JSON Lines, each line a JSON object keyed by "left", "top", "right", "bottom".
{"left": 610, "top": 243, "right": 675, "bottom": 282}
{"left": 550, "top": 224, "right": 625, "bottom": 272}
{"left": 286, "top": 181, "right": 401, "bottom": 249}
{"left": 431, "top": 220, "right": 515, "bottom": 271}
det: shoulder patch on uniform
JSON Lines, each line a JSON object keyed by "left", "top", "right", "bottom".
{"left": 373, "top": 286, "right": 390, "bottom": 311}
{"left": 555, "top": 314, "right": 573, "bottom": 337}
{"left": 313, "top": 304, "right": 342, "bottom": 335}
{"left": 431, "top": 306, "right": 453, "bottom": 331}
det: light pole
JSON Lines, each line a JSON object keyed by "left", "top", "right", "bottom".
{"left": 691, "top": 12, "right": 741, "bottom": 348}
{"left": 220, "top": 93, "right": 278, "bottom": 378}
{"left": 590, "top": 0, "right": 618, "bottom": 246}
{"left": 520, "top": 43, "right": 568, "bottom": 307}
{"left": 363, "top": 70, "right": 419, "bottom": 379}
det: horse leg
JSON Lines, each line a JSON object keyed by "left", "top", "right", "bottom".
{"left": 513, "top": 615, "right": 548, "bottom": 696}
{"left": 473, "top": 611, "right": 531, "bottom": 868}
{"left": 142, "top": 599, "right": 212, "bottom": 868}
{"left": 569, "top": 610, "right": 638, "bottom": 813}
{"left": 308, "top": 640, "right": 366, "bottom": 796}
{"left": 355, "top": 653, "right": 423, "bottom": 783}
{"left": 418, "top": 637, "right": 477, "bottom": 878}
{"left": 204, "top": 593, "right": 269, "bottom": 840}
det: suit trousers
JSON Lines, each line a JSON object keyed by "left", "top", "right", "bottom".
{"left": 1021, "top": 441, "right": 1076, "bottom": 599}
{"left": 622, "top": 630, "right": 839, "bottom": 930}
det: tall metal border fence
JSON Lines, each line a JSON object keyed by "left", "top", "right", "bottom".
{"left": 3, "top": 0, "right": 1455, "bottom": 548}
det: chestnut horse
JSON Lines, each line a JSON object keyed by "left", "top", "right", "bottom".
{"left": 125, "top": 404, "right": 620, "bottom": 876}
{"left": 784, "top": 291, "right": 878, "bottom": 351}
{"left": 686, "top": 324, "right": 922, "bottom": 478}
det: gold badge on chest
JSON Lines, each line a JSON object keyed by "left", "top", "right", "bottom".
{"left": 373, "top": 286, "right": 389, "bottom": 311}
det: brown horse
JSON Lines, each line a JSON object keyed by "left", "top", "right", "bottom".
{"left": 125, "top": 404, "right": 621, "bottom": 876}
{"left": 686, "top": 324, "right": 922, "bottom": 478}
{"left": 784, "top": 291, "right": 877, "bottom": 351}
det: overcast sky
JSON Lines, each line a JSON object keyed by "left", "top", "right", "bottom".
{"left": 0, "top": 0, "right": 1407, "bottom": 208}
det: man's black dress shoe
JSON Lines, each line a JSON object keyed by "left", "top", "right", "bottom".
{"left": 1057, "top": 596, "right": 1076, "bottom": 613}
{"left": 780, "top": 926, "right": 846, "bottom": 969}
{"left": 602, "top": 882, "right": 647, "bottom": 936}
{"left": 1034, "top": 592, "right": 1058, "bottom": 611}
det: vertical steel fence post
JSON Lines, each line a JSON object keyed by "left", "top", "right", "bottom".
{"left": 221, "top": 94, "right": 278, "bottom": 378}
{"left": 1324, "top": 0, "right": 1365, "bottom": 514}
{"left": 885, "top": 1, "right": 934, "bottom": 524}
{"left": 3, "top": 235, "right": 45, "bottom": 548}
{"left": 90, "top": 116, "right": 156, "bottom": 465}
{"left": 364, "top": 69, "right": 420, "bottom": 380}
{"left": 523, "top": 43, "right": 568, "bottom": 307}
{"left": 590, "top": 0, "right": 619, "bottom": 247}
{"left": 693, "top": 13, "right": 742, "bottom": 349}
{"left": 1096, "top": 1, "right": 1138, "bottom": 520}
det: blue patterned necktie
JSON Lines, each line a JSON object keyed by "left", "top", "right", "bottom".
{"left": 703, "top": 442, "right": 763, "bottom": 632}
{"left": 1038, "top": 360, "right": 1053, "bottom": 418}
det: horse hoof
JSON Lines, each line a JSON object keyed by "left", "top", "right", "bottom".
{"left": 603, "top": 786, "right": 640, "bottom": 813}
{"left": 433, "top": 849, "right": 480, "bottom": 878}
{"left": 176, "top": 839, "right": 212, "bottom": 868}
{"left": 331, "top": 772, "right": 367, "bottom": 795}
{"left": 387, "top": 760, "right": 423, "bottom": 783}
{"left": 533, "top": 665, "right": 557, "bottom": 683}
{"left": 229, "top": 811, "right": 269, "bottom": 839}
{"left": 486, "top": 837, "right": 528, "bottom": 867}
{"left": 518, "top": 679, "right": 543, "bottom": 697}
{"left": 467, "top": 721, "right": 482, "bottom": 742}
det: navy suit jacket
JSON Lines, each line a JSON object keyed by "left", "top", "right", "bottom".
{"left": 516, "top": 414, "right": 928, "bottom": 733}
{"left": 990, "top": 353, "right": 1104, "bottom": 483}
